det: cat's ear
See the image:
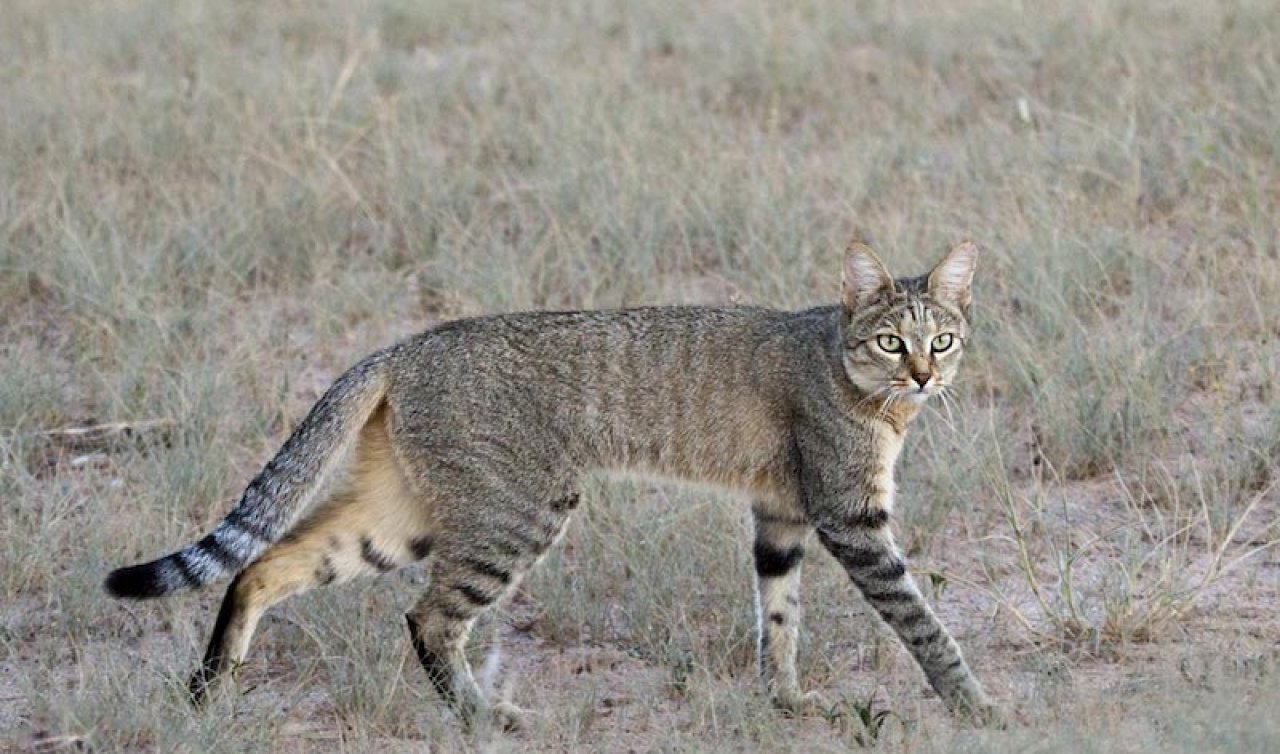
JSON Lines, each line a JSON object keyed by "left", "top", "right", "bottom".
{"left": 928, "top": 241, "right": 978, "bottom": 312}
{"left": 842, "top": 241, "right": 895, "bottom": 313}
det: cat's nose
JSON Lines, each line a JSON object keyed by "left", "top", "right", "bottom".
{"left": 911, "top": 371, "right": 931, "bottom": 388}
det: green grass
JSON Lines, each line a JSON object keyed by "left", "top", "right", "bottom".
{"left": 3, "top": 0, "right": 1280, "bottom": 751}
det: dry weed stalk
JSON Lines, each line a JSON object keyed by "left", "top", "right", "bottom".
{"left": 976, "top": 412, "right": 1280, "bottom": 646}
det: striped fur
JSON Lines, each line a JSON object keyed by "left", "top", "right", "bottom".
{"left": 106, "top": 240, "right": 999, "bottom": 730}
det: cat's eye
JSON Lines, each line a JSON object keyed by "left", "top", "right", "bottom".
{"left": 931, "top": 333, "right": 955, "bottom": 353}
{"left": 876, "top": 334, "right": 905, "bottom": 354}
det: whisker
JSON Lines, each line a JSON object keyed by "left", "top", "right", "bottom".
{"left": 854, "top": 385, "right": 893, "bottom": 413}
{"left": 935, "top": 389, "right": 959, "bottom": 430}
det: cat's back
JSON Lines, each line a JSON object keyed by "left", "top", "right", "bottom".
{"left": 381, "top": 305, "right": 830, "bottom": 471}
{"left": 433, "top": 304, "right": 784, "bottom": 340}
{"left": 392, "top": 304, "right": 794, "bottom": 375}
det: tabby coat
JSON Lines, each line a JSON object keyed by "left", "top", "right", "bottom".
{"left": 106, "top": 241, "right": 997, "bottom": 729}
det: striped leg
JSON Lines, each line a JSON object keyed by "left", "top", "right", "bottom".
{"left": 404, "top": 574, "right": 495, "bottom": 730}
{"left": 752, "top": 511, "right": 826, "bottom": 715}
{"left": 405, "top": 547, "right": 538, "bottom": 732}
{"left": 817, "top": 524, "right": 998, "bottom": 724}
{"left": 405, "top": 491, "right": 578, "bottom": 731}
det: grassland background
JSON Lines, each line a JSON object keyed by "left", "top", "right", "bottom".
{"left": 2, "top": 0, "right": 1279, "bottom": 751}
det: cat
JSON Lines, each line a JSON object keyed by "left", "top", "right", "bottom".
{"left": 106, "top": 240, "right": 999, "bottom": 730}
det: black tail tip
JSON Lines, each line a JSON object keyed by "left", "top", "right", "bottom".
{"left": 104, "top": 562, "right": 167, "bottom": 600}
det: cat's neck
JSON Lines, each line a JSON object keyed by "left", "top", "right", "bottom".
{"left": 835, "top": 373, "right": 922, "bottom": 435}
{"left": 850, "top": 397, "right": 921, "bottom": 435}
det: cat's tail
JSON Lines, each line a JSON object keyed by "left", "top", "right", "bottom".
{"left": 104, "top": 350, "right": 393, "bottom": 600}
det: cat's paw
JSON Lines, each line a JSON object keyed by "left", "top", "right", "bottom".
{"left": 492, "top": 700, "right": 528, "bottom": 733}
{"left": 773, "top": 689, "right": 835, "bottom": 718}
{"left": 955, "top": 698, "right": 1007, "bottom": 729}
{"left": 461, "top": 699, "right": 527, "bottom": 735}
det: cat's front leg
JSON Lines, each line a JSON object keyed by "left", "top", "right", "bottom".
{"left": 817, "top": 523, "right": 999, "bottom": 725}
{"left": 750, "top": 508, "right": 829, "bottom": 716}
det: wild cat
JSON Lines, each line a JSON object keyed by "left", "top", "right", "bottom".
{"left": 106, "top": 240, "right": 999, "bottom": 730}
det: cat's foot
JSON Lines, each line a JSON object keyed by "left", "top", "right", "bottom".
{"left": 492, "top": 700, "right": 528, "bottom": 732}
{"left": 187, "top": 659, "right": 241, "bottom": 708}
{"left": 773, "top": 689, "right": 835, "bottom": 718}
{"left": 187, "top": 667, "right": 217, "bottom": 708}
{"left": 462, "top": 700, "right": 527, "bottom": 736}
{"left": 953, "top": 696, "right": 1007, "bottom": 729}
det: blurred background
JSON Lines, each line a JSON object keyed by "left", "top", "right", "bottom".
{"left": 2, "top": 1, "right": 1278, "bottom": 751}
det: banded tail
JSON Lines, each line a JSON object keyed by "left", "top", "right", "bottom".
{"left": 104, "top": 351, "right": 393, "bottom": 600}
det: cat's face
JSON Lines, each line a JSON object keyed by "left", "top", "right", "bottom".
{"left": 839, "top": 241, "right": 977, "bottom": 406}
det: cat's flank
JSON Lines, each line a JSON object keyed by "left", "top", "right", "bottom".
{"left": 106, "top": 240, "right": 998, "bottom": 730}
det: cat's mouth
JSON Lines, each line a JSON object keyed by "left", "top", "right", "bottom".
{"left": 891, "top": 382, "right": 937, "bottom": 403}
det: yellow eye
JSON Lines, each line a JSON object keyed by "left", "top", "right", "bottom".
{"left": 932, "top": 333, "right": 955, "bottom": 353}
{"left": 876, "top": 334, "right": 905, "bottom": 354}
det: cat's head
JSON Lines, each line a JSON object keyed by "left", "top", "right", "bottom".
{"left": 838, "top": 240, "right": 977, "bottom": 406}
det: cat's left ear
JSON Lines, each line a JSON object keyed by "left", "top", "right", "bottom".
{"left": 928, "top": 241, "right": 978, "bottom": 312}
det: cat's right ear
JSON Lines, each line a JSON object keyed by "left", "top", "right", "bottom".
{"left": 842, "top": 240, "right": 895, "bottom": 313}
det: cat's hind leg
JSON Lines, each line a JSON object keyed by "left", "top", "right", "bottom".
{"left": 404, "top": 486, "right": 579, "bottom": 731}
{"left": 189, "top": 406, "right": 433, "bottom": 703}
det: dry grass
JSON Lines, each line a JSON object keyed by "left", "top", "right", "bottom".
{"left": 3, "top": 0, "right": 1279, "bottom": 751}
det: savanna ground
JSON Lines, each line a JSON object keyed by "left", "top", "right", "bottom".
{"left": 3, "top": 0, "right": 1279, "bottom": 751}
